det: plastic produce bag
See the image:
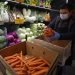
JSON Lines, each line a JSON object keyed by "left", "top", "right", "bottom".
{"left": 1, "top": 8, "right": 9, "bottom": 22}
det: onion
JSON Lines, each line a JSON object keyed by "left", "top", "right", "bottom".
{"left": 14, "top": 39, "right": 21, "bottom": 44}
{"left": 9, "top": 32, "right": 18, "bottom": 38}
{"left": 6, "top": 35, "right": 14, "bottom": 42}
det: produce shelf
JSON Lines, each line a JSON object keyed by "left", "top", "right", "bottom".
{"left": 7, "top": 1, "right": 59, "bottom": 12}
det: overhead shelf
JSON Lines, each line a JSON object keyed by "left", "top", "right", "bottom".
{"left": 7, "top": 1, "right": 59, "bottom": 12}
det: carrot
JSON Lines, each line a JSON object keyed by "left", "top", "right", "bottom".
{"left": 14, "top": 67, "right": 25, "bottom": 71}
{"left": 38, "top": 63, "right": 48, "bottom": 67}
{"left": 27, "top": 71, "right": 31, "bottom": 75}
{"left": 32, "top": 68, "right": 48, "bottom": 75}
{"left": 26, "top": 57, "right": 37, "bottom": 63}
{"left": 24, "top": 56, "right": 35, "bottom": 61}
{"left": 4, "top": 54, "right": 17, "bottom": 60}
{"left": 6, "top": 58, "right": 19, "bottom": 64}
{"left": 10, "top": 60, "right": 20, "bottom": 67}
{"left": 20, "top": 51, "right": 23, "bottom": 67}
{"left": 17, "top": 56, "right": 29, "bottom": 69}
{"left": 15, "top": 65, "right": 21, "bottom": 67}
{"left": 29, "top": 67, "right": 49, "bottom": 71}
{"left": 28, "top": 62, "right": 44, "bottom": 67}
{"left": 31, "top": 70, "right": 36, "bottom": 74}
{"left": 16, "top": 71, "right": 26, "bottom": 75}
{"left": 5, "top": 58, "right": 15, "bottom": 63}
{"left": 29, "top": 59, "right": 43, "bottom": 63}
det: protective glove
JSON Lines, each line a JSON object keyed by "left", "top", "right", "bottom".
{"left": 50, "top": 31, "right": 60, "bottom": 41}
{"left": 44, "top": 31, "right": 60, "bottom": 42}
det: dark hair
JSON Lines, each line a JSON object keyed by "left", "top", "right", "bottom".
{"left": 60, "top": 3, "right": 73, "bottom": 11}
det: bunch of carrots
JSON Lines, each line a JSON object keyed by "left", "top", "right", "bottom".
{"left": 4, "top": 51, "right": 49, "bottom": 75}
{"left": 43, "top": 27, "right": 54, "bottom": 37}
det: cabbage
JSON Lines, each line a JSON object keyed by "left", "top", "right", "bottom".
{"left": 0, "top": 35, "right": 6, "bottom": 43}
{"left": 0, "top": 29, "right": 4, "bottom": 35}
{"left": 0, "top": 41, "right": 7, "bottom": 49}
{"left": 18, "top": 33, "right": 26, "bottom": 39}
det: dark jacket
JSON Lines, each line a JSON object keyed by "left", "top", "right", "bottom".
{"left": 48, "top": 16, "right": 75, "bottom": 60}
{"left": 48, "top": 16, "right": 75, "bottom": 40}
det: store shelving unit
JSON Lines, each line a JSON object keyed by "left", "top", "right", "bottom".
{"left": 7, "top": 1, "right": 59, "bottom": 12}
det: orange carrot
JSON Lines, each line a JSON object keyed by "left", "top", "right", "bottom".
{"left": 26, "top": 57, "right": 37, "bottom": 63}
{"left": 32, "top": 68, "right": 48, "bottom": 75}
{"left": 10, "top": 60, "right": 20, "bottom": 67}
{"left": 17, "top": 56, "right": 29, "bottom": 69}
{"left": 28, "top": 62, "right": 44, "bottom": 67}
{"left": 39, "top": 63, "right": 48, "bottom": 67}
{"left": 14, "top": 67, "right": 25, "bottom": 71}
{"left": 16, "top": 71, "right": 26, "bottom": 75}
{"left": 20, "top": 51, "right": 23, "bottom": 67}
{"left": 24, "top": 56, "right": 35, "bottom": 61}
{"left": 32, "top": 59, "right": 43, "bottom": 63}
{"left": 29, "top": 67, "right": 49, "bottom": 71}
{"left": 6, "top": 58, "right": 19, "bottom": 64}
{"left": 4, "top": 54, "right": 17, "bottom": 60}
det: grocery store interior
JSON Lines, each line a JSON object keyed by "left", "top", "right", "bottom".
{"left": 0, "top": 0, "right": 75, "bottom": 75}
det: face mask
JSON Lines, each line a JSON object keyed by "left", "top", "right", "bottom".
{"left": 60, "top": 14, "right": 69, "bottom": 20}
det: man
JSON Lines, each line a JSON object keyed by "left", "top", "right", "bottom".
{"left": 44, "top": 3, "right": 75, "bottom": 65}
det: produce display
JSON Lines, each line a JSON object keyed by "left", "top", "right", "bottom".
{"left": 0, "top": 2, "right": 51, "bottom": 24}
{"left": 0, "top": 2, "right": 9, "bottom": 25}
{"left": 14, "top": 0, "right": 52, "bottom": 8}
{"left": 4, "top": 51, "right": 49, "bottom": 75}
{"left": 0, "top": 29, "right": 7, "bottom": 49}
{"left": 17, "top": 23, "right": 46, "bottom": 41}
{"left": 0, "top": 2, "right": 51, "bottom": 47}
{"left": 6, "top": 32, "right": 21, "bottom": 46}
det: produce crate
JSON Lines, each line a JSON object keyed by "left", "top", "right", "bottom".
{"left": 33, "top": 38, "right": 71, "bottom": 66}
{"left": 0, "top": 56, "right": 16, "bottom": 75}
{"left": 0, "top": 41, "right": 58, "bottom": 75}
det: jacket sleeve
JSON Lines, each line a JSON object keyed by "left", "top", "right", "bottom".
{"left": 48, "top": 17, "right": 57, "bottom": 29}
{"left": 59, "top": 24, "right": 75, "bottom": 40}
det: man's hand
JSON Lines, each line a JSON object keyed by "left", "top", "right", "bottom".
{"left": 43, "top": 27, "right": 60, "bottom": 42}
{"left": 43, "top": 27, "right": 54, "bottom": 37}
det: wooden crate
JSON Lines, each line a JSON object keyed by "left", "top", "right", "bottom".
{"left": 0, "top": 56, "right": 16, "bottom": 75}
{"left": 0, "top": 41, "right": 58, "bottom": 75}
{"left": 33, "top": 39, "right": 71, "bottom": 66}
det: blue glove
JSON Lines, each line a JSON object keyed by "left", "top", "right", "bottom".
{"left": 44, "top": 31, "right": 60, "bottom": 42}
{"left": 49, "top": 31, "right": 60, "bottom": 41}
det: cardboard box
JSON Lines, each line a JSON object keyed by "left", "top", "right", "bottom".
{"left": 33, "top": 39, "right": 71, "bottom": 66}
{"left": 0, "top": 41, "right": 58, "bottom": 75}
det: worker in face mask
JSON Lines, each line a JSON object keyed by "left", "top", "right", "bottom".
{"left": 44, "top": 3, "right": 75, "bottom": 65}
{"left": 60, "top": 9, "right": 71, "bottom": 20}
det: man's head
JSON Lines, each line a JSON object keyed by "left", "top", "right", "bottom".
{"left": 59, "top": 3, "right": 72, "bottom": 20}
